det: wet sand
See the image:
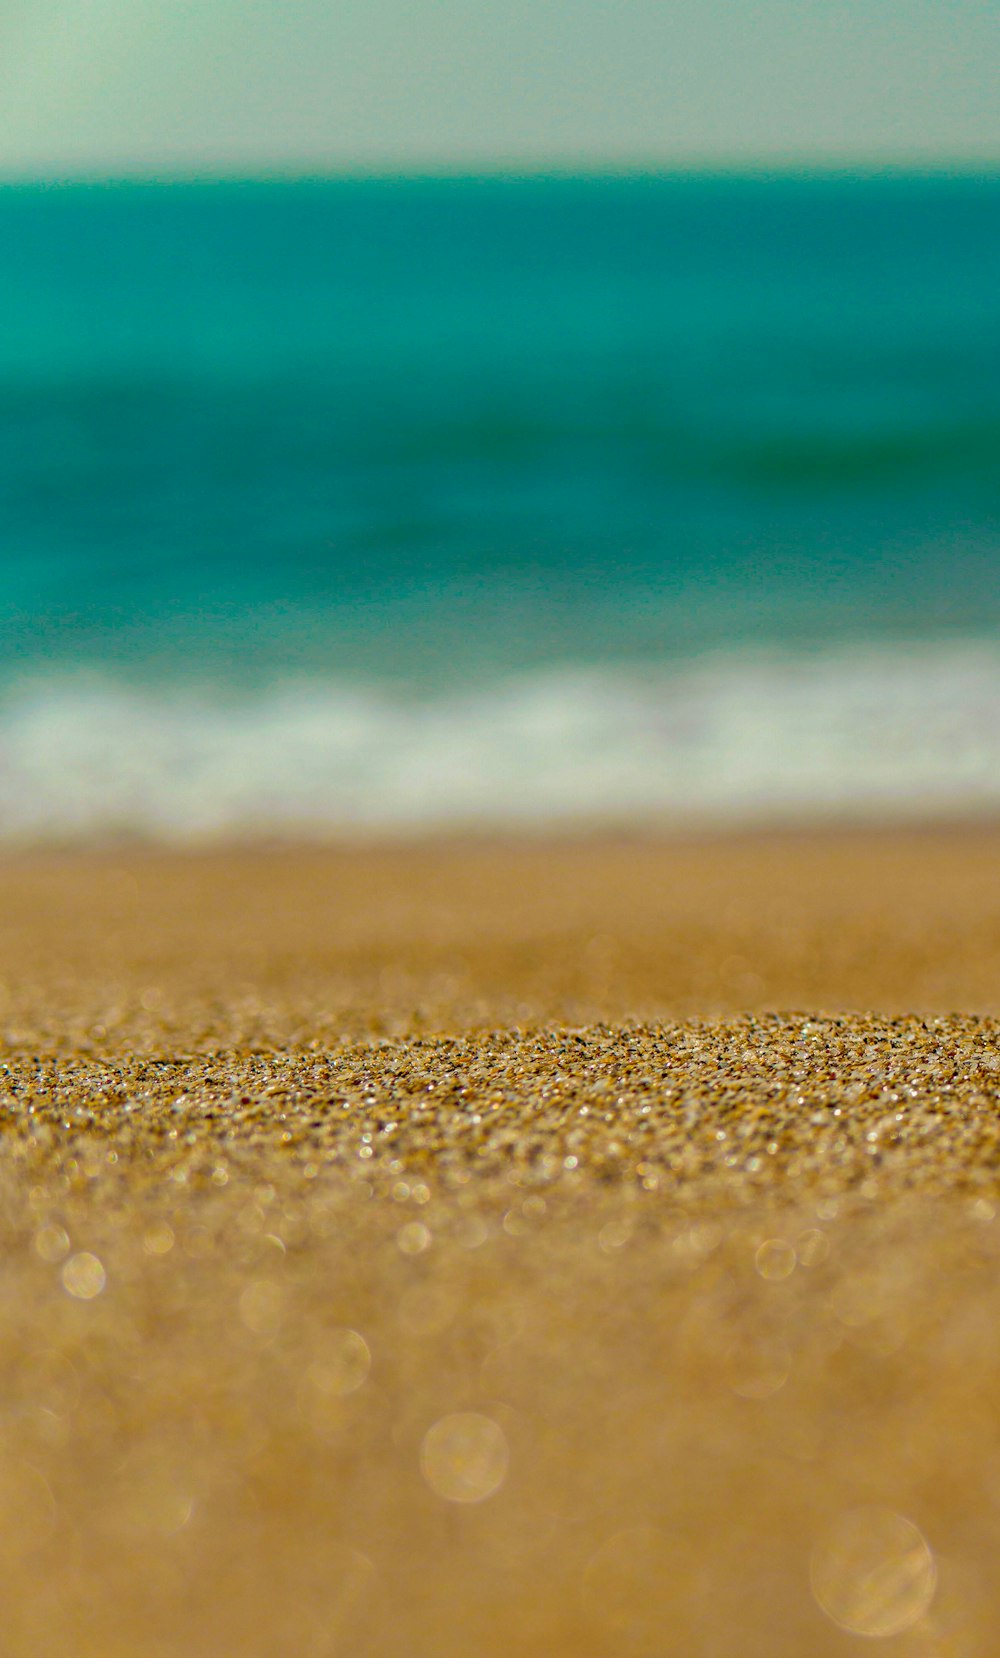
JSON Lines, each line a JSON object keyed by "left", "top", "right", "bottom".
{"left": 3, "top": 830, "right": 1000, "bottom": 1654}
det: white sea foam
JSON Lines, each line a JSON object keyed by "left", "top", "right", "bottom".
{"left": 2, "top": 643, "right": 999, "bottom": 842}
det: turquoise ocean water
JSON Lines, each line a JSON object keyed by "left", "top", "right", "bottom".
{"left": 1, "top": 174, "right": 999, "bottom": 838}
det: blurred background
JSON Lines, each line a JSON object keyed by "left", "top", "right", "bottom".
{"left": 0, "top": 1, "right": 998, "bottom": 840}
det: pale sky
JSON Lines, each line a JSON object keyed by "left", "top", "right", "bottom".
{"left": 0, "top": 0, "right": 996, "bottom": 177}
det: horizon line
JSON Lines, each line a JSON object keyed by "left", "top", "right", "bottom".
{"left": 1, "top": 156, "right": 999, "bottom": 188}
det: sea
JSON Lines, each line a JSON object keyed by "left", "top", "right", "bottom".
{"left": 1, "top": 172, "right": 999, "bottom": 841}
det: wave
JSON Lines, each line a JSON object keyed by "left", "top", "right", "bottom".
{"left": 2, "top": 644, "right": 1000, "bottom": 842}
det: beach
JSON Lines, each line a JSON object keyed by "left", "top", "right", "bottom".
{"left": 3, "top": 829, "right": 1000, "bottom": 1653}
{"left": 6, "top": 826, "right": 1000, "bottom": 1047}
{"left": 2, "top": 114, "right": 997, "bottom": 1658}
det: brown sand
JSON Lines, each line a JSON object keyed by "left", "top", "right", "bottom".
{"left": 3, "top": 831, "right": 1000, "bottom": 1654}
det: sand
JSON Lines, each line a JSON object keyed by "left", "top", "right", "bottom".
{"left": 3, "top": 830, "right": 1000, "bottom": 1655}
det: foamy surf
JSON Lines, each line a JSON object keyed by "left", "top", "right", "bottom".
{"left": 1, "top": 642, "right": 998, "bottom": 843}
